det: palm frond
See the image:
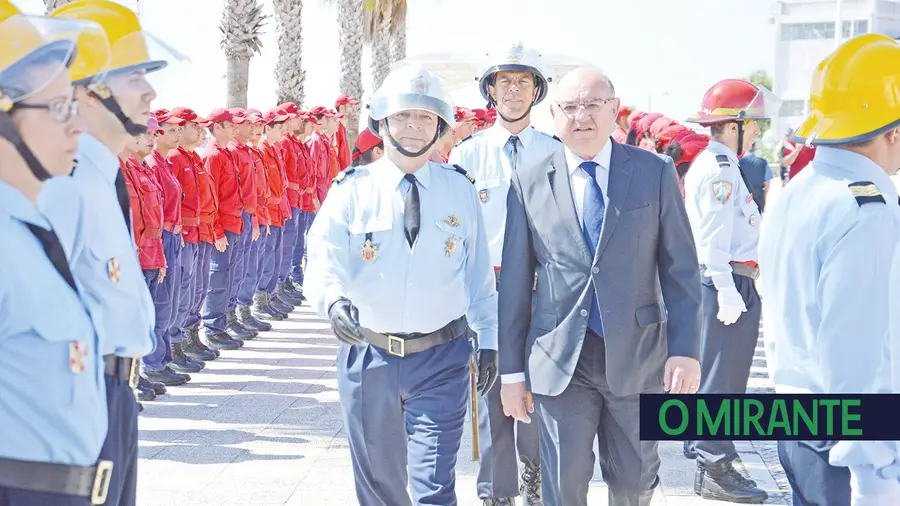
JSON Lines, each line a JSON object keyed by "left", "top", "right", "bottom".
{"left": 220, "top": 0, "right": 270, "bottom": 59}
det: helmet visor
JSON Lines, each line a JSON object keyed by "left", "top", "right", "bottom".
{"left": 738, "top": 86, "right": 782, "bottom": 121}
{"left": 0, "top": 15, "right": 108, "bottom": 104}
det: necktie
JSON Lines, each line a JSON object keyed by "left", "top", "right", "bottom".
{"left": 507, "top": 135, "right": 519, "bottom": 171}
{"left": 25, "top": 223, "right": 79, "bottom": 294}
{"left": 579, "top": 161, "right": 605, "bottom": 337}
{"left": 114, "top": 170, "right": 132, "bottom": 234}
{"left": 403, "top": 173, "right": 420, "bottom": 247}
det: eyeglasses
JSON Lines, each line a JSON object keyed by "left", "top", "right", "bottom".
{"left": 556, "top": 97, "right": 616, "bottom": 116}
{"left": 14, "top": 95, "right": 78, "bottom": 123}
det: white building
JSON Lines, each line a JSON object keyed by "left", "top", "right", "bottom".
{"left": 770, "top": 0, "right": 900, "bottom": 137}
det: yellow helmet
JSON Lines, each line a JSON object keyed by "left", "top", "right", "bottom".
{"left": 794, "top": 33, "right": 900, "bottom": 145}
{"left": 50, "top": 0, "right": 167, "bottom": 84}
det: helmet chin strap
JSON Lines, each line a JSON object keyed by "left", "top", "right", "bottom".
{"left": 736, "top": 121, "right": 745, "bottom": 158}
{"left": 0, "top": 110, "right": 53, "bottom": 181}
{"left": 383, "top": 117, "right": 442, "bottom": 158}
{"left": 87, "top": 86, "right": 147, "bottom": 135}
{"left": 489, "top": 84, "right": 540, "bottom": 124}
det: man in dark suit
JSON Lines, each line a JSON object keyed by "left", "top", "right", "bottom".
{"left": 498, "top": 66, "right": 703, "bottom": 506}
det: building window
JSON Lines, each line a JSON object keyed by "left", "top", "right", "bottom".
{"left": 781, "top": 22, "right": 835, "bottom": 41}
{"left": 842, "top": 20, "right": 869, "bottom": 37}
{"left": 779, "top": 100, "right": 806, "bottom": 118}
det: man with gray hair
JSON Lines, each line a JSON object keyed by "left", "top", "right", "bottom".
{"left": 499, "top": 66, "right": 702, "bottom": 506}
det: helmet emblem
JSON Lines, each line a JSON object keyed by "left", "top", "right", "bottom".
{"left": 410, "top": 75, "right": 428, "bottom": 94}
{"left": 506, "top": 42, "right": 524, "bottom": 63}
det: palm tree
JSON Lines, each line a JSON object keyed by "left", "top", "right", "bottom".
{"left": 335, "top": 0, "right": 365, "bottom": 139}
{"left": 220, "top": 0, "right": 268, "bottom": 108}
{"left": 365, "top": 0, "right": 407, "bottom": 90}
{"left": 390, "top": 12, "right": 406, "bottom": 63}
{"left": 273, "top": 0, "right": 306, "bottom": 105}
{"left": 43, "top": 0, "right": 71, "bottom": 14}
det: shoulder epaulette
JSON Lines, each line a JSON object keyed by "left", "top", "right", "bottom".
{"left": 715, "top": 154, "right": 731, "bottom": 168}
{"left": 456, "top": 135, "right": 473, "bottom": 146}
{"left": 332, "top": 166, "right": 356, "bottom": 185}
{"left": 848, "top": 181, "right": 885, "bottom": 206}
{"left": 552, "top": 135, "right": 562, "bottom": 142}
{"left": 450, "top": 164, "right": 476, "bottom": 185}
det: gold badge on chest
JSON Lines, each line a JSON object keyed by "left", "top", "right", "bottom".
{"left": 444, "top": 237, "right": 457, "bottom": 257}
{"left": 361, "top": 232, "right": 378, "bottom": 263}
{"left": 107, "top": 258, "right": 121, "bottom": 284}
{"left": 442, "top": 215, "right": 461, "bottom": 228}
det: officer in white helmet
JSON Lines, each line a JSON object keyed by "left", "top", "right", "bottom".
{"left": 304, "top": 63, "right": 498, "bottom": 506}
{"left": 449, "top": 41, "right": 559, "bottom": 506}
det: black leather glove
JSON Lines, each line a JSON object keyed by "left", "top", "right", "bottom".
{"left": 327, "top": 297, "right": 363, "bottom": 345}
{"left": 476, "top": 348, "right": 498, "bottom": 396}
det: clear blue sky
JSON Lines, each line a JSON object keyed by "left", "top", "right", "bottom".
{"left": 16, "top": 0, "right": 778, "bottom": 131}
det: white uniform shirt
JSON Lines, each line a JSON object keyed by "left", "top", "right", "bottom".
{"left": 684, "top": 140, "right": 761, "bottom": 289}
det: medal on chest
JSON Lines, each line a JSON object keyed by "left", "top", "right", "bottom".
{"left": 361, "top": 232, "right": 378, "bottom": 263}
{"left": 69, "top": 342, "right": 88, "bottom": 374}
{"left": 445, "top": 237, "right": 457, "bottom": 257}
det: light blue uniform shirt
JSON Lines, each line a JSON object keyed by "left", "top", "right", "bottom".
{"left": 759, "top": 147, "right": 900, "bottom": 477}
{"left": 684, "top": 140, "right": 762, "bottom": 289}
{"left": 38, "top": 133, "right": 156, "bottom": 358}
{"left": 449, "top": 124, "right": 560, "bottom": 268}
{"left": 0, "top": 181, "right": 107, "bottom": 466}
{"left": 305, "top": 157, "right": 499, "bottom": 349}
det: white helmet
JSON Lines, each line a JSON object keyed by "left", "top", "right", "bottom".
{"left": 368, "top": 63, "right": 455, "bottom": 144}
{"left": 477, "top": 42, "right": 551, "bottom": 107}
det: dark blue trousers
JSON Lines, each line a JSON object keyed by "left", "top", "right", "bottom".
{"left": 778, "top": 441, "right": 850, "bottom": 506}
{"left": 143, "top": 231, "right": 181, "bottom": 371}
{"left": 684, "top": 273, "right": 761, "bottom": 466}
{"left": 202, "top": 231, "right": 240, "bottom": 334}
{"left": 0, "top": 487, "right": 89, "bottom": 506}
{"left": 236, "top": 221, "right": 262, "bottom": 307}
{"left": 185, "top": 242, "right": 212, "bottom": 330}
{"left": 97, "top": 375, "right": 138, "bottom": 506}
{"left": 338, "top": 336, "right": 472, "bottom": 506}
{"left": 167, "top": 241, "right": 198, "bottom": 345}
{"left": 291, "top": 211, "right": 313, "bottom": 283}
{"left": 229, "top": 212, "right": 253, "bottom": 311}
{"left": 257, "top": 225, "right": 283, "bottom": 294}
{"left": 279, "top": 209, "right": 300, "bottom": 282}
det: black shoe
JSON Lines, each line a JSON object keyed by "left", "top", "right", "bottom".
{"left": 269, "top": 295, "right": 293, "bottom": 314}
{"left": 136, "top": 385, "right": 156, "bottom": 401}
{"left": 170, "top": 343, "right": 205, "bottom": 373}
{"left": 206, "top": 331, "right": 243, "bottom": 350}
{"left": 695, "top": 462, "right": 768, "bottom": 504}
{"left": 482, "top": 499, "right": 514, "bottom": 506}
{"left": 138, "top": 402, "right": 144, "bottom": 412}
{"left": 144, "top": 367, "right": 188, "bottom": 387}
{"left": 225, "top": 318, "right": 255, "bottom": 340}
{"left": 184, "top": 326, "right": 218, "bottom": 361}
{"left": 169, "top": 367, "right": 191, "bottom": 383}
{"left": 276, "top": 282, "right": 303, "bottom": 305}
{"left": 238, "top": 305, "right": 272, "bottom": 331}
{"left": 253, "top": 293, "right": 286, "bottom": 321}
{"left": 139, "top": 376, "right": 167, "bottom": 395}
{"left": 288, "top": 279, "right": 307, "bottom": 301}
{"left": 519, "top": 459, "right": 542, "bottom": 506}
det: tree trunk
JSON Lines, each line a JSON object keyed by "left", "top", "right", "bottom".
{"left": 337, "top": 0, "right": 364, "bottom": 139}
{"left": 390, "top": 17, "right": 406, "bottom": 64}
{"left": 43, "top": 0, "right": 72, "bottom": 14}
{"left": 273, "top": 0, "right": 305, "bottom": 105}
{"left": 226, "top": 56, "right": 250, "bottom": 108}
{"left": 371, "top": 1, "right": 393, "bottom": 90}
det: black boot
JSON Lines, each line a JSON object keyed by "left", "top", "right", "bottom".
{"left": 253, "top": 292, "right": 286, "bottom": 321}
{"left": 695, "top": 462, "right": 767, "bottom": 504}
{"left": 276, "top": 281, "right": 303, "bottom": 305}
{"left": 183, "top": 326, "right": 218, "bottom": 361}
{"left": 238, "top": 304, "right": 272, "bottom": 331}
{"left": 269, "top": 289, "right": 294, "bottom": 314}
{"left": 205, "top": 330, "right": 243, "bottom": 350}
{"left": 519, "top": 458, "right": 542, "bottom": 506}
{"left": 136, "top": 385, "right": 156, "bottom": 401}
{"left": 482, "top": 499, "right": 514, "bottom": 506}
{"left": 225, "top": 309, "right": 256, "bottom": 340}
{"left": 138, "top": 375, "right": 167, "bottom": 395}
{"left": 170, "top": 342, "right": 205, "bottom": 373}
{"left": 288, "top": 277, "right": 307, "bottom": 301}
{"left": 144, "top": 367, "right": 188, "bottom": 387}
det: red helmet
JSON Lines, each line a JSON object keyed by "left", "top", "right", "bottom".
{"left": 686, "top": 79, "right": 780, "bottom": 125}
{"left": 656, "top": 123, "right": 689, "bottom": 149}
{"left": 635, "top": 113, "right": 663, "bottom": 137}
{"left": 675, "top": 133, "right": 710, "bottom": 166}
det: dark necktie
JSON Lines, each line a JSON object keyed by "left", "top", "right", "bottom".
{"left": 579, "top": 161, "right": 605, "bottom": 337}
{"left": 507, "top": 135, "right": 519, "bottom": 171}
{"left": 114, "top": 170, "right": 132, "bottom": 234}
{"left": 403, "top": 173, "right": 420, "bottom": 247}
{"left": 25, "top": 223, "right": 78, "bottom": 294}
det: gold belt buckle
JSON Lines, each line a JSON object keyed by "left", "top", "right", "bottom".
{"left": 127, "top": 358, "right": 139, "bottom": 389}
{"left": 387, "top": 335, "right": 406, "bottom": 357}
{"left": 90, "top": 460, "right": 114, "bottom": 505}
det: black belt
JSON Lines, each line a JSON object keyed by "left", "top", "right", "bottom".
{"left": 360, "top": 316, "right": 468, "bottom": 358}
{"left": 103, "top": 355, "right": 139, "bottom": 389}
{"left": 0, "top": 457, "right": 113, "bottom": 504}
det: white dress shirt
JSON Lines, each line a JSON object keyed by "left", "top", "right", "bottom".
{"left": 500, "top": 139, "right": 613, "bottom": 385}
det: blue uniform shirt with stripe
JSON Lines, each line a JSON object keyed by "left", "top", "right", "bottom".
{"left": 0, "top": 181, "right": 108, "bottom": 466}
{"left": 38, "top": 134, "right": 156, "bottom": 358}
{"left": 759, "top": 146, "right": 900, "bottom": 479}
{"left": 304, "top": 157, "right": 499, "bottom": 349}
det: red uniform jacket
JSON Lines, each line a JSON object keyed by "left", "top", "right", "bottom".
{"left": 249, "top": 145, "right": 271, "bottom": 227}
{"left": 289, "top": 135, "right": 316, "bottom": 212}
{"left": 261, "top": 141, "right": 288, "bottom": 227}
{"left": 278, "top": 137, "right": 301, "bottom": 210}
{"left": 335, "top": 122, "right": 352, "bottom": 170}
{"left": 227, "top": 140, "right": 257, "bottom": 217}
{"left": 191, "top": 149, "right": 219, "bottom": 244}
{"left": 126, "top": 155, "right": 166, "bottom": 270}
{"left": 120, "top": 158, "right": 142, "bottom": 247}
{"left": 203, "top": 140, "right": 244, "bottom": 239}
{"left": 144, "top": 149, "right": 183, "bottom": 234}
{"left": 308, "top": 132, "right": 331, "bottom": 203}
{"left": 167, "top": 146, "right": 202, "bottom": 244}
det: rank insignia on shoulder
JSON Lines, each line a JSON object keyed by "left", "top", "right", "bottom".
{"left": 848, "top": 181, "right": 885, "bottom": 206}
{"left": 711, "top": 180, "right": 733, "bottom": 204}
{"left": 715, "top": 154, "right": 731, "bottom": 168}
{"left": 451, "top": 164, "right": 476, "bottom": 185}
{"left": 443, "top": 215, "right": 461, "bottom": 227}
{"left": 333, "top": 167, "right": 356, "bottom": 185}
{"left": 107, "top": 258, "right": 120, "bottom": 284}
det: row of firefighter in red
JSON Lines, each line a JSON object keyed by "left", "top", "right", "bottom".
{"left": 117, "top": 98, "right": 358, "bottom": 272}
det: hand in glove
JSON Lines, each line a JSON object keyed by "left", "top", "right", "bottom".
{"left": 716, "top": 285, "right": 747, "bottom": 325}
{"left": 476, "top": 349, "right": 498, "bottom": 396}
{"left": 328, "top": 297, "right": 363, "bottom": 345}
